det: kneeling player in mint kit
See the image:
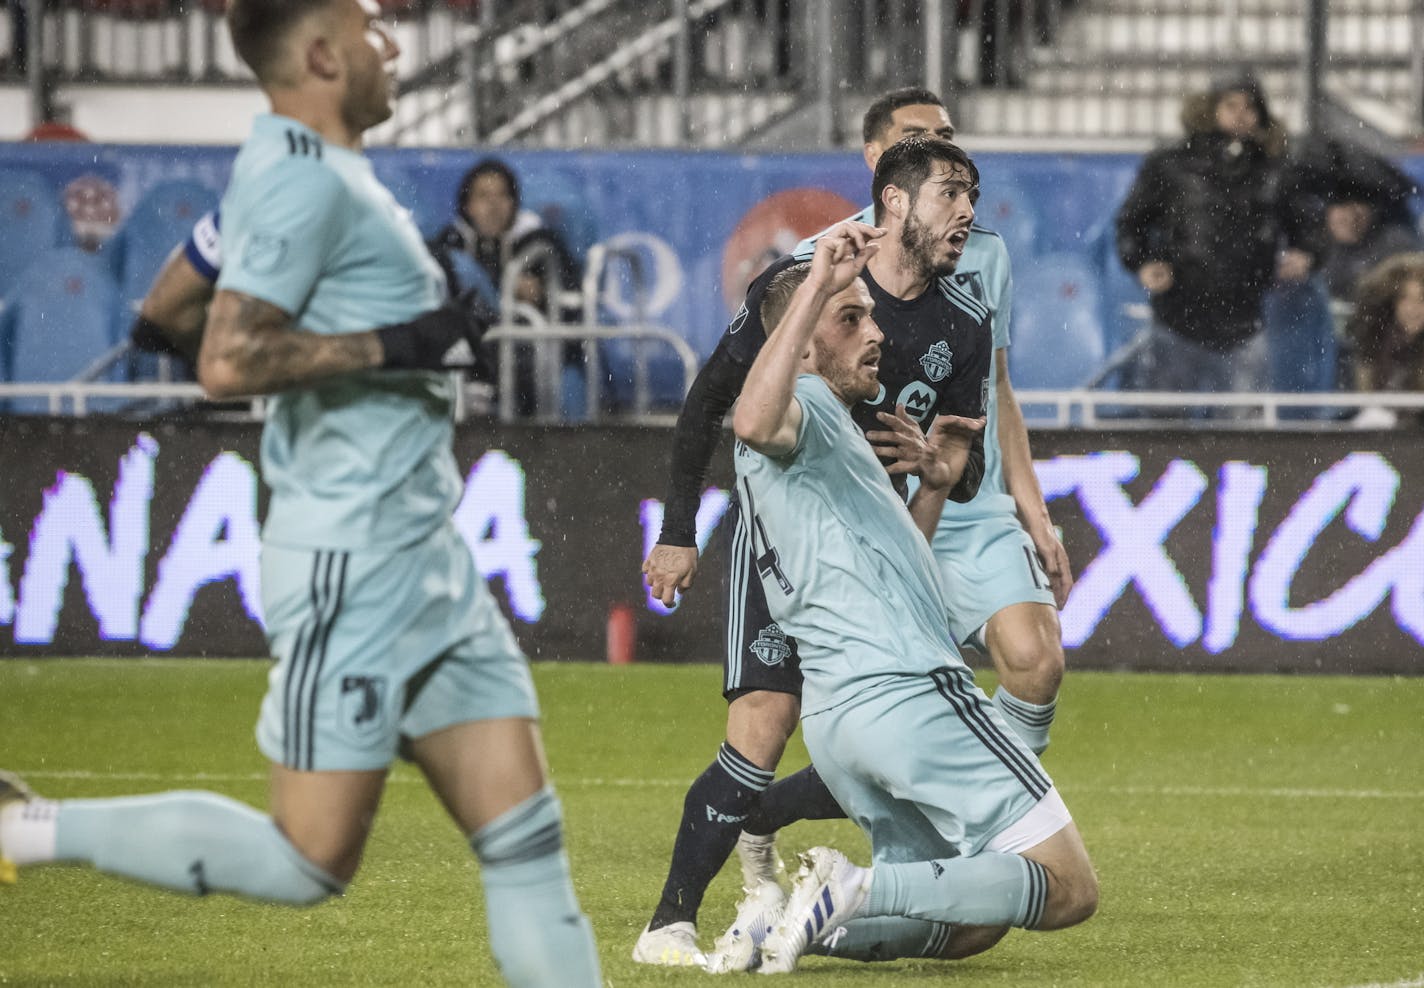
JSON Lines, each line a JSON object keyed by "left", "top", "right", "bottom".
{"left": 728, "top": 222, "right": 1098, "bottom": 974}
{"left": 0, "top": 3, "right": 600, "bottom": 986}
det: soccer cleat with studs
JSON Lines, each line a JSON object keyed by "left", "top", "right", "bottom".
{"left": 632, "top": 920, "right": 707, "bottom": 967}
{"left": 703, "top": 879, "right": 788, "bottom": 974}
{"left": 0, "top": 770, "right": 38, "bottom": 885}
{"left": 758, "top": 847, "right": 871, "bottom": 975}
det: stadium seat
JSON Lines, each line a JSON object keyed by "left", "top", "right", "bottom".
{"left": 0, "top": 248, "right": 120, "bottom": 412}
{"left": 1008, "top": 253, "right": 1107, "bottom": 390}
{"left": 0, "top": 167, "right": 70, "bottom": 302}
{"left": 972, "top": 180, "right": 1039, "bottom": 266}
{"left": 104, "top": 178, "right": 218, "bottom": 379}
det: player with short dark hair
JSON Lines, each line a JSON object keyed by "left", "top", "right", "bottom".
{"left": 634, "top": 134, "right": 995, "bottom": 969}
{"left": 0, "top": 4, "right": 600, "bottom": 984}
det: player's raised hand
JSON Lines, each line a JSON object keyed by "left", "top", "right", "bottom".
{"left": 642, "top": 543, "right": 699, "bottom": 608}
{"left": 809, "top": 221, "right": 884, "bottom": 295}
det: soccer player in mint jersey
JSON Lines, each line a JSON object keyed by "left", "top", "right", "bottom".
{"left": 635, "top": 136, "right": 995, "bottom": 969}
{"left": 729, "top": 222, "right": 1097, "bottom": 975}
{"left": 0, "top": 3, "right": 601, "bottom": 985}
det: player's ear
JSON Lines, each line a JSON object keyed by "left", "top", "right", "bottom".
{"left": 862, "top": 141, "right": 881, "bottom": 172}
{"left": 307, "top": 35, "right": 342, "bottom": 82}
{"left": 880, "top": 183, "right": 906, "bottom": 223}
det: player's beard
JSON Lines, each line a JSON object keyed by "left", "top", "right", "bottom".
{"left": 900, "top": 207, "right": 957, "bottom": 281}
{"left": 812, "top": 336, "right": 877, "bottom": 405}
{"left": 342, "top": 65, "right": 395, "bottom": 134}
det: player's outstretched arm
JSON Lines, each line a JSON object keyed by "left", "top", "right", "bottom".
{"left": 734, "top": 222, "right": 881, "bottom": 455}
{"left": 198, "top": 289, "right": 493, "bottom": 399}
{"left": 995, "top": 350, "right": 1072, "bottom": 606}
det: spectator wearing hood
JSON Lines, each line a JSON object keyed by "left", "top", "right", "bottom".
{"left": 427, "top": 158, "right": 582, "bottom": 416}
{"left": 1290, "top": 136, "right": 1422, "bottom": 306}
{"left": 1115, "top": 71, "right": 1325, "bottom": 404}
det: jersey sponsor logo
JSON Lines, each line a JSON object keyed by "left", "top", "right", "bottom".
{"left": 340, "top": 675, "right": 387, "bottom": 741}
{"left": 729, "top": 303, "right": 750, "bottom": 335}
{"left": 920, "top": 341, "right": 953, "bottom": 382}
{"left": 240, "top": 231, "right": 288, "bottom": 275}
{"left": 750, "top": 622, "right": 792, "bottom": 667}
{"left": 897, "top": 382, "right": 938, "bottom": 423}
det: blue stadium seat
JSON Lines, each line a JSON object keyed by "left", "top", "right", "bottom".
{"left": 1008, "top": 253, "right": 1107, "bottom": 390}
{"left": 0, "top": 167, "right": 70, "bottom": 301}
{"left": 104, "top": 178, "right": 218, "bottom": 380}
{"left": 0, "top": 248, "right": 120, "bottom": 412}
{"left": 973, "top": 180, "right": 1039, "bottom": 265}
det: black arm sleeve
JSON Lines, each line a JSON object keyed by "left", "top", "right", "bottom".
{"left": 657, "top": 339, "right": 751, "bottom": 546}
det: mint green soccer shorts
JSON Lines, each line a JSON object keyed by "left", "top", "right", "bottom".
{"left": 801, "top": 668, "right": 1068, "bottom": 863}
{"left": 933, "top": 512, "right": 1056, "bottom": 647}
{"left": 255, "top": 521, "right": 539, "bottom": 772}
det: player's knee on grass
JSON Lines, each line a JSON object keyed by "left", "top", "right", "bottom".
{"left": 726, "top": 689, "right": 800, "bottom": 768}
{"left": 1038, "top": 860, "right": 1099, "bottom": 930}
{"left": 935, "top": 924, "right": 1010, "bottom": 959}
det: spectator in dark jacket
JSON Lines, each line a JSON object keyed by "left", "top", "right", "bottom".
{"left": 1115, "top": 71, "right": 1325, "bottom": 402}
{"left": 1291, "top": 134, "right": 1421, "bottom": 306}
{"left": 427, "top": 158, "right": 582, "bottom": 416}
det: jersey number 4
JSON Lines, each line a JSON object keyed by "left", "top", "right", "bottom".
{"left": 739, "top": 480, "right": 794, "bottom": 596}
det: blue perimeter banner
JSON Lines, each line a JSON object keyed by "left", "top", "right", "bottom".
{"left": 0, "top": 141, "right": 1295, "bottom": 366}
{"left": 0, "top": 419, "right": 1420, "bottom": 674}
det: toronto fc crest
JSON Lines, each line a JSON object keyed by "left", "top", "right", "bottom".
{"left": 920, "top": 341, "right": 953, "bottom": 382}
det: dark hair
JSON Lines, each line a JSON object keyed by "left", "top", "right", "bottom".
{"left": 759, "top": 262, "right": 814, "bottom": 333}
{"left": 457, "top": 158, "right": 521, "bottom": 220}
{"left": 227, "top": 0, "right": 334, "bottom": 84}
{"left": 871, "top": 136, "right": 979, "bottom": 225}
{"left": 861, "top": 87, "right": 948, "bottom": 145}
{"left": 1348, "top": 251, "right": 1424, "bottom": 367}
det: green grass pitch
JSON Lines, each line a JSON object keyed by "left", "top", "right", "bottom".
{"left": 2, "top": 659, "right": 1421, "bottom": 987}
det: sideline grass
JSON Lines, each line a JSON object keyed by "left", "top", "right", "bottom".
{"left": 2, "top": 660, "right": 1422, "bottom": 987}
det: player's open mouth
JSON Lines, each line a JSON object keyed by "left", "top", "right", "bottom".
{"left": 947, "top": 229, "right": 970, "bottom": 251}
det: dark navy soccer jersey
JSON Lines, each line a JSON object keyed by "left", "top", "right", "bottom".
{"left": 723, "top": 248, "right": 993, "bottom": 446}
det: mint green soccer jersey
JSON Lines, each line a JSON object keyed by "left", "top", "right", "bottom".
{"left": 217, "top": 114, "right": 459, "bottom": 550}
{"left": 733, "top": 374, "right": 966, "bottom": 716}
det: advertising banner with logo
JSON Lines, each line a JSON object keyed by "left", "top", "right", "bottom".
{"left": 1, "top": 419, "right": 1419, "bottom": 674}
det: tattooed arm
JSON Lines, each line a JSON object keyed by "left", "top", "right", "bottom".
{"left": 197, "top": 290, "right": 381, "bottom": 399}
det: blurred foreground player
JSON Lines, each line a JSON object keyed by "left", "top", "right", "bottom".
{"left": 728, "top": 224, "right": 1097, "bottom": 974}
{"left": 0, "top": 3, "right": 600, "bottom": 985}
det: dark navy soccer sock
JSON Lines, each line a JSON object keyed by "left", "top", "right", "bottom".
{"left": 743, "top": 764, "right": 846, "bottom": 836}
{"left": 649, "top": 741, "right": 772, "bottom": 930}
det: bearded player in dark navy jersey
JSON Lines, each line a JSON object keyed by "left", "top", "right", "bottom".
{"left": 634, "top": 137, "right": 993, "bottom": 969}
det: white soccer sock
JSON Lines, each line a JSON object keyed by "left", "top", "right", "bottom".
{"left": 0, "top": 798, "right": 59, "bottom": 866}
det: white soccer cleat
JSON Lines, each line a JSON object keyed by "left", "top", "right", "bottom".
{"left": 703, "top": 879, "right": 788, "bottom": 974}
{"left": 632, "top": 921, "right": 706, "bottom": 967}
{"left": 736, "top": 831, "right": 787, "bottom": 891}
{"left": 758, "top": 847, "right": 871, "bottom": 975}
{"left": 0, "top": 770, "right": 38, "bottom": 885}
